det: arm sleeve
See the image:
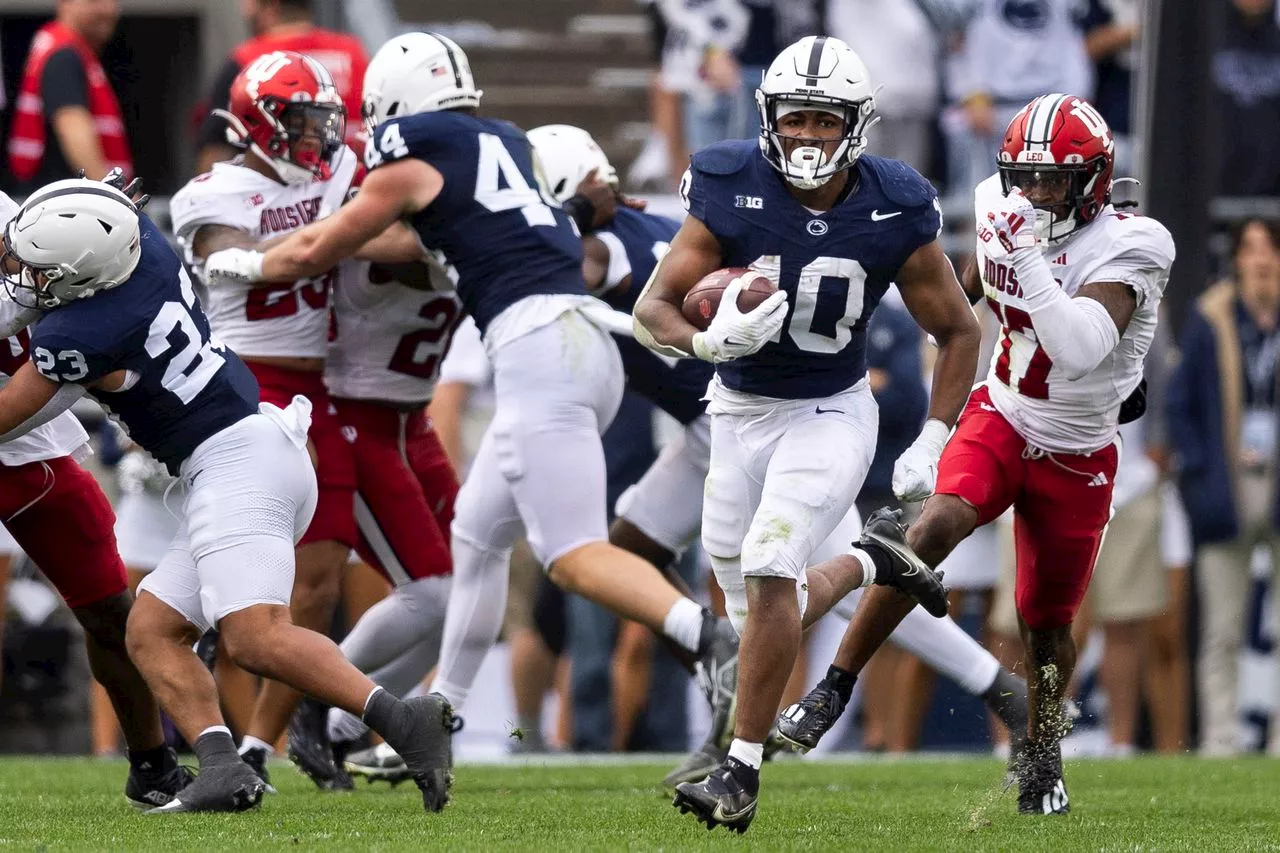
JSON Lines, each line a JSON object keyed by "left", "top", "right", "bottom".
{"left": 1007, "top": 248, "right": 1120, "bottom": 381}
{"left": 41, "top": 49, "right": 89, "bottom": 113}
{"left": 197, "top": 59, "right": 244, "bottom": 149}
{"left": 0, "top": 381, "right": 85, "bottom": 443}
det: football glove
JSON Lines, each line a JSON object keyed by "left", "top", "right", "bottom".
{"left": 691, "top": 277, "right": 788, "bottom": 364}
{"left": 892, "top": 418, "right": 951, "bottom": 502}
{"left": 977, "top": 187, "right": 1038, "bottom": 259}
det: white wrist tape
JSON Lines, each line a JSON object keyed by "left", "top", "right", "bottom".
{"left": 1008, "top": 249, "right": 1120, "bottom": 381}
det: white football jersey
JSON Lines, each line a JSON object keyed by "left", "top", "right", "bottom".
{"left": 170, "top": 149, "right": 358, "bottom": 359}
{"left": 974, "top": 174, "right": 1176, "bottom": 454}
{"left": 325, "top": 260, "right": 462, "bottom": 405}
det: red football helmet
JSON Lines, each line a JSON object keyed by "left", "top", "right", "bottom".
{"left": 998, "top": 93, "right": 1115, "bottom": 243}
{"left": 216, "top": 50, "right": 346, "bottom": 184}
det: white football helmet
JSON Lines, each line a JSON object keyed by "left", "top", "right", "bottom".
{"left": 362, "top": 32, "right": 483, "bottom": 135}
{"left": 756, "top": 36, "right": 878, "bottom": 190}
{"left": 1, "top": 179, "right": 142, "bottom": 309}
{"left": 526, "top": 124, "right": 617, "bottom": 203}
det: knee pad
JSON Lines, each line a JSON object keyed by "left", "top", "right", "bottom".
{"left": 701, "top": 466, "right": 749, "bottom": 561}
{"left": 710, "top": 554, "right": 747, "bottom": 636}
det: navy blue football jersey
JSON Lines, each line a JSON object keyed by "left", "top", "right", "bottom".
{"left": 30, "top": 216, "right": 259, "bottom": 473}
{"left": 596, "top": 207, "right": 712, "bottom": 425}
{"left": 683, "top": 140, "right": 941, "bottom": 399}
{"left": 364, "top": 111, "right": 586, "bottom": 333}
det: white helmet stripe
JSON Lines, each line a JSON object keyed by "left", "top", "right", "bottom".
{"left": 300, "top": 54, "right": 336, "bottom": 92}
{"left": 1025, "top": 94, "right": 1068, "bottom": 148}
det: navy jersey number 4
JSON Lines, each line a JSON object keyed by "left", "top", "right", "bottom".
{"left": 683, "top": 140, "right": 941, "bottom": 399}
{"left": 362, "top": 111, "right": 585, "bottom": 333}
{"left": 31, "top": 216, "right": 258, "bottom": 472}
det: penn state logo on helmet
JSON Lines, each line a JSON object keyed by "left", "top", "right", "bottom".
{"left": 755, "top": 36, "right": 878, "bottom": 190}
{"left": 998, "top": 93, "right": 1116, "bottom": 243}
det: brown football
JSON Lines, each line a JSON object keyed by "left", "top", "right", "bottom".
{"left": 681, "top": 267, "right": 778, "bottom": 331}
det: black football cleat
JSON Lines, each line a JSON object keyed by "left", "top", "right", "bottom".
{"left": 695, "top": 616, "right": 739, "bottom": 750}
{"left": 382, "top": 693, "right": 459, "bottom": 812}
{"left": 124, "top": 750, "right": 195, "bottom": 811}
{"left": 672, "top": 759, "right": 758, "bottom": 834}
{"left": 1016, "top": 743, "right": 1070, "bottom": 815}
{"left": 288, "top": 697, "right": 353, "bottom": 791}
{"left": 344, "top": 742, "right": 413, "bottom": 786}
{"left": 144, "top": 760, "right": 265, "bottom": 814}
{"left": 239, "top": 746, "right": 278, "bottom": 794}
{"left": 774, "top": 681, "right": 846, "bottom": 752}
{"left": 861, "top": 507, "right": 950, "bottom": 617}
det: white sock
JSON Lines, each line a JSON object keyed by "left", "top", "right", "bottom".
{"left": 662, "top": 597, "right": 705, "bottom": 654}
{"left": 238, "top": 734, "right": 273, "bottom": 756}
{"left": 890, "top": 605, "right": 1000, "bottom": 695}
{"left": 728, "top": 738, "right": 764, "bottom": 770}
{"left": 430, "top": 536, "right": 513, "bottom": 714}
{"left": 851, "top": 548, "right": 877, "bottom": 587}
{"left": 201, "top": 725, "right": 232, "bottom": 740}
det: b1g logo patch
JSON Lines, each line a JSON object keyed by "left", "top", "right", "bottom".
{"left": 735, "top": 195, "right": 763, "bottom": 210}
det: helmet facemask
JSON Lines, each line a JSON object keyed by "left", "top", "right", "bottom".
{"left": 3, "top": 222, "right": 92, "bottom": 309}
{"left": 757, "top": 92, "right": 878, "bottom": 190}
{"left": 999, "top": 158, "right": 1109, "bottom": 244}
{"left": 261, "top": 99, "right": 346, "bottom": 184}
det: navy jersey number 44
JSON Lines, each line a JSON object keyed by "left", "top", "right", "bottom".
{"left": 684, "top": 140, "right": 941, "bottom": 399}
{"left": 364, "top": 111, "right": 586, "bottom": 333}
{"left": 31, "top": 216, "right": 259, "bottom": 473}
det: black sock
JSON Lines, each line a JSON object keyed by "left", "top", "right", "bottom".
{"left": 860, "top": 542, "right": 894, "bottom": 581}
{"left": 822, "top": 665, "right": 857, "bottom": 704}
{"left": 982, "top": 667, "right": 1029, "bottom": 731}
{"left": 192, "top": 730, "right": 240, "bottom": 769}
{"left": 696, "top": 608, "right": 717, "bottom": 656}
{"left": 127, "top": 745, "right": 175, "bottom": 775}
{"left": 724, "top": 756, "right": 760, "bottom": 796}
{"left": 362, "top": 687, "right": 402, "bottom": 733}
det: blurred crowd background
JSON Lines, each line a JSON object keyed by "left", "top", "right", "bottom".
{"left": 0, "top": 0, "right": 1278, "bottom": 761}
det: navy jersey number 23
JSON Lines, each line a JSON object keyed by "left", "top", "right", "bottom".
{"left": 31, "top": 216, "right": 258, "bottom": 473}
{"left": 684, "top": 140, "right": 941, "bottom": 400}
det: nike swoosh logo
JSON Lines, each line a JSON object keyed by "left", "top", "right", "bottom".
{"left": 815, "top": 406, "right": 844, "bottom": 415}
{"left": 723, "top": 337, "right": 745, "bottom": 347}
{"left": 871, "top": 210, "right": 902, "bottom": 221}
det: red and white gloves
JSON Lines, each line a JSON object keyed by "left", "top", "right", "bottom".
{"left": 976, "top": 187, "right": 1038, "bottom": 259}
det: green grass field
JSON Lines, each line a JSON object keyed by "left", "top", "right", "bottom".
{"left": 3, "top": 755, "right": 1280, "bottom": 851}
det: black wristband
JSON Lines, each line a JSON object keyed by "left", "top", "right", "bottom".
{"left": 562, "top": 193, "right": 596, "bottom": 234}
